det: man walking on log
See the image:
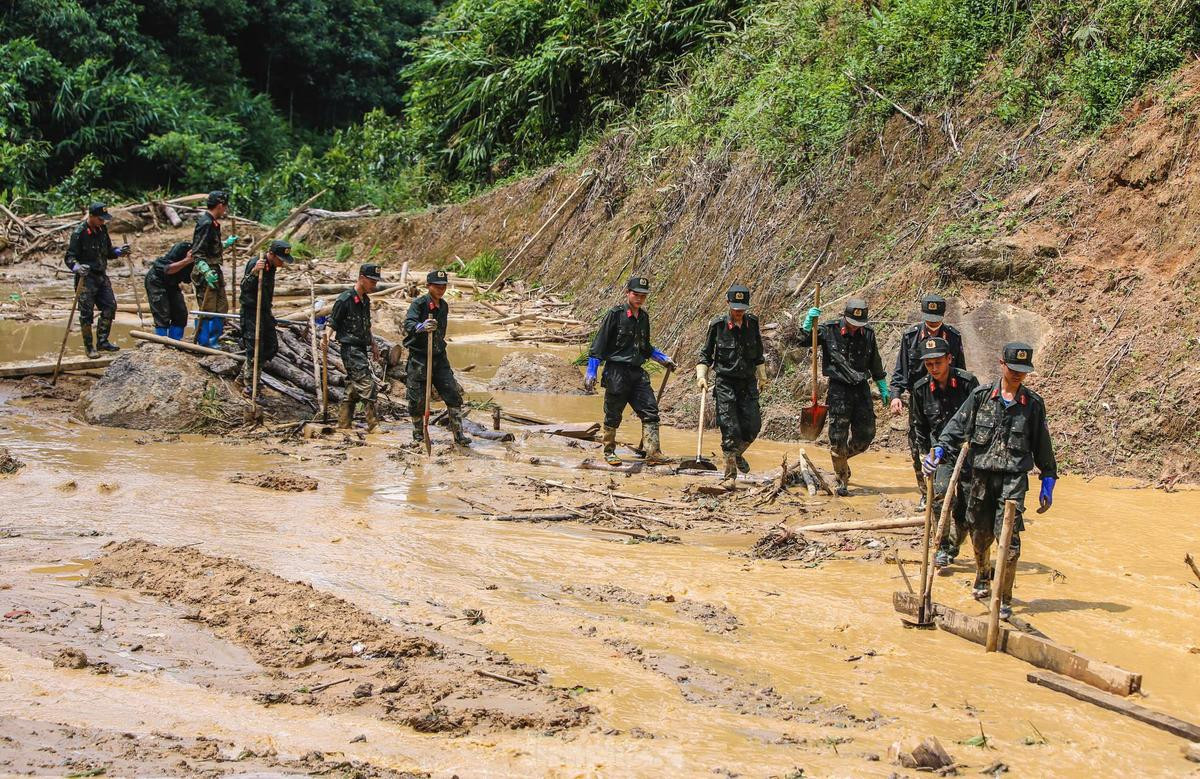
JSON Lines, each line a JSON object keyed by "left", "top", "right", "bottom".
{"left": 190, "top": 190, "right": 236, "bottom": 348}
{"left": 585, "top": 276, "right": 676, "bottom": 466}
{"left": 799, "top": 298, "right": 888, "bottom": 496}
{"left": 403, "top": 269, "right": 470, "bottom": 446}
{"left": 239, "top": 240, "right": 294, "bottom": 396}
{"left": 928, "top": 342, "right": 1057, "bottom": 620}
{"left": 330, "top": 264, "right": 383, "bottom": 431}
{"left": 910, "top": 336, "right": 978, "bottom": 568}
{"left": 890, "top": 293, "right": 967, "bottom": 506}
{"left": 64, "top": 203, "right": 130, "bottom": 358}
{"left": 697, "top": 285, "right": 766, "bottom": 482}
{"left": 144, "top": 241, "right": 194, "bottom": 340}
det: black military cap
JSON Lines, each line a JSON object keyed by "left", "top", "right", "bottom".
{"left": 626, "top": 275, "right": 651, "bottom": 294}
{"left": 206, "top": 190, "right": 229, "bottom": 208}
{"left": 359, "top": 263, "right": 382, "bottom": 281}
{"left": 427, "top": 269, "right": 449, "bottom": 285}
{"left": 843, "top": 298, "right": 869, "bottom": 326}
{"left": 268, "top": 239, "right": 295, "bottom": 262}
{"left": 727, "top": 284, "right": 751, "bottom": 311}
{"left": 921, "top": 294, "right": 947, "bottom": 323}
{"left": 1003, "top": 342, "right": 1034, "bottom": 373}
{"left": 88, "top": 203, "right": 112, "bottom": 221}
{"left": 920, "top": 336, "right": 951, "bottom": 360}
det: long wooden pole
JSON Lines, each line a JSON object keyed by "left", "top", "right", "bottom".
{"left": 486, "top": 174, "right": 592, "bottom": 292}
{"left": 923, "top": 442, "right": 970, "bottom": 610}
{"left": 695, "top": 391, "right": 708, "bottom": 461}
{"left": 917, "top": 470, "right": 936, "bottom": 624}
{"left": 129, "top": 329, "right": 245, "bottom": 359}
{"left": 987, "top": 500, "right": 1019, "bottom": 652}
{"left": 250, "top": 261, "right": 265, "bottom": 414}
{"left": 321, "top": 329, "right": 330, "bottom": 423}
{"left": 810, "top": 283, "right": 821, "bottom": 403}
{"left": 423, "top": 329, "right": 433, "bottom": 455}
{"left": 121, "top": 234, "right": 146, "bottom": 328}
{"left": 307, "top": 279, "right": 321, "bottom": 410}
{"left": 51, "top": 274, "right": 86, "bottom": 385}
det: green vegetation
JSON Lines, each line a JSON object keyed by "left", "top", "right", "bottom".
{"left": 4, "top": 0, "right": 1199, "bottom": 219}
{"left": 453, "top": 250, "right": 503, "bottom": 282}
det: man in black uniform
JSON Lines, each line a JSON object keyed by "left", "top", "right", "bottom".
{"left": 239, "top": 240, "right": 295, "bottom": 393}
{"left": 585, "top": 276, "right": 676, "bottom": 466}
{"left": 909, "top": 336, "right": 978, "bottom": 567}
{"left": 64, "top": 203, "right": 130, "bottom": 358}
{"left": 697, "top": 284, "right": 766, "bottom": 482}
{"left": 890, "top": 293, "right": 968, "bottom": 503}
{"left": 191, "top": 190, "right": 235, "bottom": 348}
{"left": 403, "top": 269, "right": 470, "bottom": 446}
{"left": 330, "top": 264, "right": 383, "bottom": 431}
{"left": 144, "top": 241, "right": 194, "bottom": 340}
{"left": 799, "top": 298, "right": 889, "bottom": 495}
{"left": 929, "top": 342, "right": 1057, "bottom": 619}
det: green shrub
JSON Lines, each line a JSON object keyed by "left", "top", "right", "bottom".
{"left": 456, "top": 250, "right": 503, "bottom": 282}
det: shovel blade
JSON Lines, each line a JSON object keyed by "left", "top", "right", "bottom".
{"left": 798, "top": 404, "right": 828, "bottom": 441}
{"left": 679, "top": 458, "right": 718, "bottom": 472}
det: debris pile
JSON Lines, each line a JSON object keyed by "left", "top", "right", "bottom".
{"left": 748, "top": 526, "right": 833, "bottom": 564}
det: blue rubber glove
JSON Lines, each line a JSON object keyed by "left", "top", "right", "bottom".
{"left": 803, "top": 307, "right": 820, "bottom": 331}
{"left": 72, "top": 263, "right": 91, "bottom": 275}
{"left": 922, "top": 446, "right": 944, "bottom": 476}
{"left": 113, "top": 244, "right": 130, "bottom": 257}
{"left": 650, "top": 348, "right": 675, "bottom": 370}
{"left": 1039, "top": 476, "right": 1055, "bottom": 510}
{"left": 415, "top": 318, "right": 437, "bottom": 333}
{"left": 584, "top": 357, "right": 600, "bottom": 393}
{"left": 876, "top": 378, "right": 890, "bottom": 403}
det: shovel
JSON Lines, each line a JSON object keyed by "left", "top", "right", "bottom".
{"left": 798, "top": 282, "right": 827, "bottom": 440}
{"left": 679, "top": 390, "right": 718, "bottom": 471}
{"left": 633, "top": 362, "right": 674, "bottom": 457}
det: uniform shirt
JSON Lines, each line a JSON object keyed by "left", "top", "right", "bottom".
{"left": 910, "top": 368, "right": 978, "bottom": 455}
{"left": 937, "top": 381, "right": 1057, "bottom": 478}
{"left": 798, "top": 320, "right": 886, "bottom": 387}
{"left": 402, "top": 293, "right": 449, "bottom": 357}
{"left": 329, "top": 288, "right": 372, "bottom": 347}
{"left": 589, "top": 304, "right": 654, "bottom": 366}
{"left": 238, "top": 255, "right": 277, "bottom": 320}
{"left": 699, "top": 313, "right": 764, "bottom": 379}
{"left": 147, "top": 242, "right": 194, "bottom": 290}
{"left": 191, "top": 212, "right": 223, "bottom": 265}
{"left": 64, "top": 221, "right": 116, "bottom": 276}
{"left": 889, "top": 323, "right": 967, "bottom": 397}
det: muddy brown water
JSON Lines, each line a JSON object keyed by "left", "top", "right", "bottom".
{"left": 1, "top": 316, "right": 1199, "bottom": 777}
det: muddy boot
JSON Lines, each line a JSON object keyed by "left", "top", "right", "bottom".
{"left": 96, "top": 313, "right": 120, "bottom": 352}
{"left": 602, "top": 425, "right": 621, "bottom": 466}
{"left": 972, "top": 545, "right": 992, "bottom": 600}
{"left": 81, "top": 324, "right": 99, "bottom": 359}
{"left": 412, "top": 427, "right": 424, "bottom": 444}
{"left": 734, "top": 441, "right": 751, "bottom": 474}
{"left": 365, "top": 401, "right": 380, "bottom": 433}
{"left": 831, "top": 453, "right": 851, "bottom": 497}
{"left": 721, "top": 451, "right": 738, "bottom": 483}
{"left": 448, "top": 407, "right": 471, "bottom": 446}
{"left": 998, "top": 548, "right": 1019, "bottom": 614}
{"left": 336, "top": 400, "right": 354, "bottom": 429}
{"left": 643, "top": 425, "right": 670, "bottom": 465}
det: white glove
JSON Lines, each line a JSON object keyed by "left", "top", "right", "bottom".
{"left": 695, "top": 364, "right": 709, "bottom": 390}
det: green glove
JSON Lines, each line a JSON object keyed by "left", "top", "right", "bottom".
{"left": 204, "top": 269, "right": 219, "bottom": 286}
{"left": 803, "top": 307, "right": 820, "bottom": 331}
{"left": 876, "top": 378, "right": 890, "bottom": 403}
{"left": 222, "top": 235, "right": 238, "bottom": 248}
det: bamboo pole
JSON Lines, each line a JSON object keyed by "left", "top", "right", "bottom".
{"left": 987, "top": 500, "right": 1019, "bottom": 652}
{"left": 51, "top": 274, "right": 87, "bottom": 385}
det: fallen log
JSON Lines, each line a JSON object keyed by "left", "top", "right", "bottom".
{"left": 248, "top": 190, "right": 326, "bottom": 255}
{"left": 518, "top": 422, "right": 600, "bottom": 440}
{"left": 0, "top": 357, "right": 115, "bottom": 379}
{"left": 579, "top": 458, "right": 644, "bottom": 474}
{"left": 461, "top": 417, "right": 514, "bottom": 442}
{"left": 894, "top": 592, "right": 1141, "bottom": 696}
{"left": 483, "top": 513, "right": 580, "bottom": 522}
{"left": 1027, "top": 670, "right": 1200, "bottom": 742}
{"left": 794, "top": 515, "right": 923, "bottom": 534}
{"left": 130, "top": 329, "right": 245, "bottom": 361}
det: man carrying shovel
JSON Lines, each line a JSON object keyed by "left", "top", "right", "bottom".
{"left": 64, "top": 203, "right": 130, "bottom": 358}
{"left": 799, "top": 298, "right": 889, "bottom": 496}
{"left": 330, "top": 264, "right": 382, "bottom": 431}
{"left": 403, "top": 269, "right": 471, "bottom": 447}
{"left": 584, "top": 276, "right": 676, "bottom": 466}
{"left": 928, "top": 342, "right": 1057, "bottom": 620}
{"left": 910, "top": 336, "right": 978, "bottom": 568}
{"left": 697, "top": 285, "right": 766, "bottom": 482}
{"left": 239, "top": 240, "right": 295, "bottom": 397}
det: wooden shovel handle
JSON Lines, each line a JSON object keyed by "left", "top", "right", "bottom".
{"left": 695, "top": 390, "right": 707, "bottom": 460}
{"left": 810, "top": 282, "right": 821, "bottom": 404}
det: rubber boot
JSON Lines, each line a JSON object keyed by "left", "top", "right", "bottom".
{"left": 154, "top": 326, "right": 169, "bottom": 337}
{"left": 336, "top": 400, "right": 354, "bottom": 429}
{"left": 972, "top": 543, "right": 992, "bottom": 600}
{"left": 448, "top": 407, "right": 471, "bottom": 446}
{"left": 999, "top": 546, "right": 1019, "bottom": 615}
{"left": 81, "top": 324, "right": 99, "bottom": 359}
{"left": 209, "top": 319, "right": 225, "bottom": 347}
{"left": 721, "top": 452, "right": 738, "bottom": 483}
{"left": 643, "top": 424, "right": 670, "bottom": 465}
{"left": 831, "top": 453, "right": 851, "bottom": 496}
{"left": 734, "top": 441, "right": 751, "bottom": 474}
{"left": 168, "top": 325, "right": 185, "bottom": 341}
{"left": 602, "top": 425, "right": 621, "bottom": 466}
{"left": 412, "top": 426, "right": 424, "bottom": 444}
{"left": 365, "top": 401, "right": 379, "bottom": 433}
{"left": 96, "top": 313, "right": 120, "bottom": 351}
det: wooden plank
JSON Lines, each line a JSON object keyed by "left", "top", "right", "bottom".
{"left": 518, "top": 422, "right": 600, "bottom": 440}
{"left": 0, "top": 357, "right": 114, "bottom": 378}
{"left": 795, "top": 515, "right": 923, "bottom": 534}
{"left": 894, "top": 592, "right": 1141, "bottom": 696}
{"left": 1027, "top": 670, "right": 1200, "bottom": 742}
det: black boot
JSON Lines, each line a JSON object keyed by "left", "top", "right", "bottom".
{"left": 448, "top": 408, "right": 472, "bottom": 446}
{"left": 96, "top": 313, "right": 120, "bottom": 352}
{"left": 81, "top": 325, "right": 99, "bottom": 359}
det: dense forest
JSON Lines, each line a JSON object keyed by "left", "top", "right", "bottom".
{"left": 3, "top": 0, "right": 1197, "bottom": 222}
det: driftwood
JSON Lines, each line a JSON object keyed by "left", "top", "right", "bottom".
{"left": 130, "top": 329, "right": 244, "bottom": 360}
{"left": 793, "top": 515, "right": 923, "bottom": 534}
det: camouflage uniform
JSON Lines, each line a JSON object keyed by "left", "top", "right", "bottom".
{"left": 891, "top": 318, "right": 967, "bottom": 492}
{"left": 330, "top": 288, "right": 376, "bottom": 407}
{"left": 698, "top": 312, "right": 764, "bottom": 457}
{"left": 190, "top": 211, "right": 228, "bottom": 342}
{"left": 911, "top": 365, "right": 978, "bottom": 559}
{"left": 239, "top": 255, "right": 279, "bottom": 385}
{"left": 64, "top": 221, "right": 119, "bottom": 353}
{"left": 403, "top": 290, "right": 466, "bottom": 442}
{"left": 144, "top": 241, "right": 193, "bottom": 336}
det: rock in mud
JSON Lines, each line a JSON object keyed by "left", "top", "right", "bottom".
{"left": 230, "top": 470, "right": 318, "bottom": 492}
{"left": 888, "top": 735, "right": 954, "bottom": 770}
{"left": 52, "top": 648, "right": 89, "bottom": 669}
{"left": 0, "top": 447, "right": 24, "bottom": 475}
{"left": 487, "top": 351, "right": 586, "bottom": 395}
{"left": 1184, "top": 742, "right": 1200, "bottom": 763}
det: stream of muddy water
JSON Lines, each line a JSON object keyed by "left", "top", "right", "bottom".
{"left": 1, "top": 314, "right": 1198, "bottom": 777}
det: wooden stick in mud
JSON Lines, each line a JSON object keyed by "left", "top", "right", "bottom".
{"left": 308, "top": 677, "right": 350, "bottom": 693}
{"left": 986, "top": 500, "right": 1018, "bottom": 652}
{"left": 476, "top": 669, "right": 533, "bottom": 686}
{"left": 120, "top": 238, "right": 146, "bottom": 328}
{"left": 791, "top": 515, "right": 924, "bottom": 534}
{"left": 923, "top": 442, "right": 970, "bottom": 608}
{"left": 527, "top": 477, "right": 689, "bottom": 509}
{"left": 52, "top": 273, "right": 87, "bottom": 385}
{"left": 321, "top": 330, "right": 330, "bottom": 423}
{"left": 790, "top": 232, "right": 834, "bottom": 297}
{"left": 249, "top": 264, "right": 265, "bottom": 418}
{"left": 1185, "top": 553, "right": 1200, "bottom": 585}
{"left": 917, "top": 472, "right": 936, "bottom": 624}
